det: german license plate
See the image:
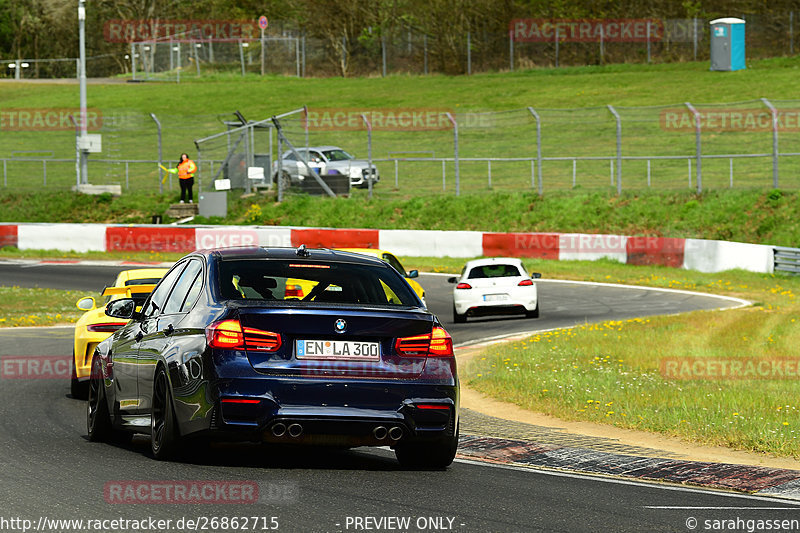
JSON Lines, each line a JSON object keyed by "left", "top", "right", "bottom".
{"left": 296, "top": 340, "right": 380, "bottom": 361}
{"left": 483, "top": 294, "right": 509, "bottom": 302}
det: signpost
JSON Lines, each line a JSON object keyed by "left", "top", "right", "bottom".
{"left": 259, "top": 16, "right": 268, "bottom": 76}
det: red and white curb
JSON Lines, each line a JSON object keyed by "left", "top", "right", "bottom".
{"left": 0, "top": 223, "right": 777, "bottom": 274}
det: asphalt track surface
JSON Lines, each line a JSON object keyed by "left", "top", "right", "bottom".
{"left": 3, "top": 263, "right": 797, "bottom": 532}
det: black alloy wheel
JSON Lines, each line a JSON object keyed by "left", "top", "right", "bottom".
{"left": 150, "top": 366, "right": 179, "bottom": 460}
{"left": 86, "top": 356, "right": 111, "bottom": 441}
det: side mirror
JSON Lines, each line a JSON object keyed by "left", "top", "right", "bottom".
{"left": 531, "top": 272, "right": 542, "bottom": 279}
{"left": 407, "top": 270, "right": 419, "bottom": 279}
{"left": 76, "top": 297, "right": 96, "bottom": 311}
{"left": 447, "top": 277, "right": 458, "bottom": 284}
{"left": 105, "top": 298, "right": 136, "bottom": 320}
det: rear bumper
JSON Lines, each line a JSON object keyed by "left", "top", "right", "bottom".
{"left": 454, "top": 297, "right": 537, "bottom": 316}
{"left": 174, "top": 377, "right": 458, "bottom": 446}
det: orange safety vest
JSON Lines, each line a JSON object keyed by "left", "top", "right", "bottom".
{"left": 177, "top": 159, "right": 197, "bottom": 179}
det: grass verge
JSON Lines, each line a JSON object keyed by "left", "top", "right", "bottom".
{"left": 0, "top": 286, "right": 85, "bottom": 327}
{"left": 461, "top": 261, "right": 800, "bottom": 458}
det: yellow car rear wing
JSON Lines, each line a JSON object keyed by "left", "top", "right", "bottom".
{"left": 101, "top": 284, "right": 158, "bottom": 297}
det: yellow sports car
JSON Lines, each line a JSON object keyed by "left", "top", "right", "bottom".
{"left": 71, "top": 268, "right": 168, "bottom": 398}
{"left": 336, "top": 248, "right": 426, "bottom": 305}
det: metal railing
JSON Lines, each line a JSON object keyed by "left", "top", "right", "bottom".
{"left": 774, "top": 247, "right": 800, "bottom": 275}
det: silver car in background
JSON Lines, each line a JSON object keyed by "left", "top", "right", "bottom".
{"left": 273, "top": 146, "right": 379, "bottom": 189}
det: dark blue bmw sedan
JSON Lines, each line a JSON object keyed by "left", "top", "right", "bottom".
{"left": 87, "top": 246, "right": 459, "bottom": 468}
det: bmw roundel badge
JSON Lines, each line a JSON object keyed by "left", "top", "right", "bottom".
{"left": 334, "top": 318, "right": 347, "bottom": 333}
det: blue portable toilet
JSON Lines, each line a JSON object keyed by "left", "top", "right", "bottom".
{"left": 710, "top": 18, "right": 746, "bottom": 71}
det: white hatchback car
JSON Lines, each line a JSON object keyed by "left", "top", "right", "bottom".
{"left": 448, "top": 258, "right": 540, "bottom": 323}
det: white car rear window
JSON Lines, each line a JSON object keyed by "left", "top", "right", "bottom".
{"left": 467, "top": 264, "right": 523, "bottom": 279}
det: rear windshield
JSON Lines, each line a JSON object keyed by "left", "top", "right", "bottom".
{"left": 467, "top": 264, "right": 523, "bottom": 279}
{"left": 217, "top": 259, "right": 420, "bottom": 306}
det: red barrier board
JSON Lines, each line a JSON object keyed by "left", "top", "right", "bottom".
{"left": 106, "top": 227, "right": 196, "bottom": 253}
{"left": 291, "top": 229, "right": 379, "bottom": 249}
{"left": 482, "top": 233, "right": 560, "bottom": 259}
{"left": 0, "top": 225, "right": 18, "bottom": 248}
{"left": 626, "top": 237, "right": 685, "bottom": 267}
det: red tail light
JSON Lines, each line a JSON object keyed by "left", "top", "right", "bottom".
{"left": 518, "top": 279, "right": 534, "bottom": 286}
{"left": 395, "top": 327, "right": 454, "bottom": 357}
{"left": 284, "top": 284, "right": 304, "bottom": 298}
{"left": 456, "top": 283, "right": 472, "bottom": 290}
{"left": 220, "top": 398, "right": 261, "bottom": 404}
{"left": 416, "top": 404, "right": 451, "bottom": 410}
{"left": 206, "top": 319, "right": 282, "bottom": 352}
{"left": 87, "top": 322, "right": 127, "bottom": 333}
{"left": 242, "top": 326, "right": 282, "bottom": 351}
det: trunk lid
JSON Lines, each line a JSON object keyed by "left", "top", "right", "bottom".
{"left": 237, "top": 305, "right": 434, "bottom": 379}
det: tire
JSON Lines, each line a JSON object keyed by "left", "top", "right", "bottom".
{"left": 453, "top": 305, "right": 466, "bottom": 324}
{"left": 86, "top": 356, "right": 112, "bottom": 442}
{"left": 395, "top": 425, "right": 459, "bottom": 469}
{"left": 526, "top": 302, "right": 540, "bottom": 319}
{"left": 70, "top": 350, "right": 89, "bottom": 400}
{"left": 151, "top": 366, "right": 180, "bottom": 460}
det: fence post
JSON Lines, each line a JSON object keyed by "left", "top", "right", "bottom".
{"left": 646, "top": 22, "right": 651, "bottom": 63}
{"left": 527, "top": 107, "right": 543, "bottom": 196}
{"left": 303, "top": 105, "right": 309, "bottom": 153}
{"left": 555, "top": 28, "right": 560, "bottom": 67}
{"left": 131, "top": 42, "right": 136, "bottom": 80}
{"left": 445, "top": 112, "right": 459, "bottom": 196}
{"left": 194, "top": 42, "right": 201, "bottom": 76}
{"left": 607, "top": 105, "right": 622, "bottom": 194}
{"left": 599, "top": 25, "right": 604, "bottom": 63}
{"left": 360, "top": 113, "right": 374, "bottom": 199}
{"left": 342, "top": 35, "right": 347, "bottom": 76}
{"left": 381, "top": 33, "right": 387, "bottom": 77}
{"left": 69, "top": 115, "right": 80, "bottom": 187}
{"left": 424, "top": 34, "right": 428, "bottom": 74}
{"left": 729, "top": 158, "right": 733, "bottom": 188}
{"left": 761, "top": 97, "right": 779, "bottom": 188}
{"left": 467, "top": 31, "right": 472, "bottom": 75}
{"left": 277, "top": 128, "right": 284, "bottom": 202}
{"left": 149, "top": 113, "right": 164, "bottom": 193}
{"left": 509, "top": 30, "right": 514, "bottom": 72}
{"left": 572, "top": 158, "right": 577, "bottom": 187}
{"left": 685, "top": 102, "right": 702, "bottom": 193}
{"left": 394, "top": 159, "right": 398, "bottom": 188}
{"left": 693, "top": 18, "right": 698, "bottom": 61}
{"left": 239, "top": 40, "right": 246, "bottom": 77}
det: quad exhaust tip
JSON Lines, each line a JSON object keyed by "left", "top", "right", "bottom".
{"left": 288, "top": 423, "right": 303, "bottom": 438}
{"left": 271, "top": 422, "right": 287, "bottom": 437}
{"left": 373, "top": 426, "right": 388, "bottom": 440}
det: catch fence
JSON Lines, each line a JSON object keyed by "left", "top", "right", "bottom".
{"left": 2, "top": 100, "right": 800, "bottom": 196}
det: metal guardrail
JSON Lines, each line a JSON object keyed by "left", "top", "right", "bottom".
{"left": 774, "top": 247, "right": 800, "bottom": 274}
